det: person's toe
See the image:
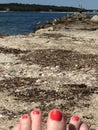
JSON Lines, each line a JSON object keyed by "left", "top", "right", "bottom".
{"left": 12, "top": 123, "right": 21, "bottom": 130}
{"left": 79, "top": 122, "right": 89, "bottom": 130}
{"left": 69, "top": 115, "right": 89, "bottom": 130}
{"left": 30, "top": 109, "right": 42, "bottom": 130}
{"left": 47, "top": 109, "right": 66, "bottom": 130}
{"left": 20, "top": 114, "right": 31, "bottom": 130}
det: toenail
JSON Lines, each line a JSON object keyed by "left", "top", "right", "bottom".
{"left": 50, "top": 109, "right": 62, "bottom": 121}
{"left": 22, "top": 114, "right": 29, "bottom": 119}
{"left": 72, "top": 116, "right": 79, "bottom": 121}
{"left": 32, "top": 109, "right": 40, "bottom": 115}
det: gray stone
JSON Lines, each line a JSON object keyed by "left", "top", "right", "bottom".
{"left": 91, "top": 15, "right": 98, "bottom": 23}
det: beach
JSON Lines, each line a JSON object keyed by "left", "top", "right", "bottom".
{"left": 0, "top": 13, "right": 98, "bottom": 130}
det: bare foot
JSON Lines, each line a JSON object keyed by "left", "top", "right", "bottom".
{"left": 13, "top": 109, "right": 89, "bottom": 130}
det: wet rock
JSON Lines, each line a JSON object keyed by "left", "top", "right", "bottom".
{"left": 35, "top": 27, "right": 53, "bottom": 34}
{"left": 35, "top": 23, "right": 43, "bottom": 31}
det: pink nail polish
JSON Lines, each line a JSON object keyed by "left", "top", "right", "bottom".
{"left": 22, "top": 114, "right": 28, "bottom": 119}
{"left": 72, "top": 116, "right": 79, "bottom": 121}
{"left": 50, "top": 109, "right": 62, "bottom": 121}
{"left": 32, "top": 110, "right": 40, "bottom": 115}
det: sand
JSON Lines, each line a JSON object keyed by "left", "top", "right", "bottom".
{"left": 0, "top": 23, "right": 98, "bottom": 130}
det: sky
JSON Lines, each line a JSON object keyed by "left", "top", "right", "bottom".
{"left": 0, "top": 0, "right": 97, "bottom": 10}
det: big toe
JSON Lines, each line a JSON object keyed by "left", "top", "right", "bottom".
{"left": 47, "top": 109, "right": 66, "bottom": 130}
{"left": 69, "top": 116, "right": 89, "bottom": 130}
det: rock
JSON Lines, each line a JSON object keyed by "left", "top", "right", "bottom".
{"left": 0, "top": 114, "right": 3, "bottom": 118}
{"left": 35, "top": 24, "right": 43, "bottom": 31}
{"left": 91, "top": 15, "right": 98, "bottom": 23}
{"left": 35, "top": 26, "right": 53, "bottom": 34}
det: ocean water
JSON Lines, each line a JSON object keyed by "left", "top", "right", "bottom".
{"left": 0, "top": 12, "right": 68, "bottom": 35}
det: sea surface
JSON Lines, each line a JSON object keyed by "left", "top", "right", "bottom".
{"left": 0, "top": 12, "right": 96, "bottom": 35}
{"left": 0, "top": 12, "right": 68, "bottom": 35}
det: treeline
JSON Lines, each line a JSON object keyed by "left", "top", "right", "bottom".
{"left": 0, "top": 3, "right": 88, "bottom": 12}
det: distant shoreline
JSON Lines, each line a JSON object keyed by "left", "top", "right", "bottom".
{"left": 0, "top": 11, "right": 98, "bottom": 15}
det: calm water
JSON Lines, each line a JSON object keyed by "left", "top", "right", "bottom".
{"left": 0, "top": 12, "right": 68, "bottom": 35}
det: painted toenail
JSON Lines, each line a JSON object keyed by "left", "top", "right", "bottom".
{"left": 22, "top": 114, "right": 29, "bottom": 119}
{"left": 32, "top": 110, "right": 40, "bottom": 114}
{"left": 72, "top": 116, "right": 79, "bottom": 121}
{"left": 50, "top": 109, "right": 62, "bottom": 121}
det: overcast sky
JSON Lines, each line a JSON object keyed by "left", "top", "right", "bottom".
{"left": 0, "top": 0, "right": 97, "bottom": 10}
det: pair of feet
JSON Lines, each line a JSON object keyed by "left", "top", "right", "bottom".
{"left": 13, "top": 109, "right": 89, "bottom": 130}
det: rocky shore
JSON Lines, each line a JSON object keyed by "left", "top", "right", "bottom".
{"left": 0, "top": 13, "right": 98, "bottom": 130}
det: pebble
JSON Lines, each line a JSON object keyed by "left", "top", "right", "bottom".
{"left": 0, "top": 114, "right": 4, "bottom": 118}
